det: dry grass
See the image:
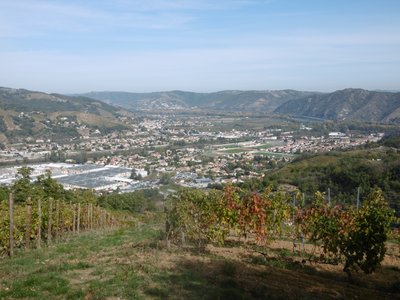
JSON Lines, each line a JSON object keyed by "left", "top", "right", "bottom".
{"left": 0, "top": 215, "right": 399, "bottom": 300}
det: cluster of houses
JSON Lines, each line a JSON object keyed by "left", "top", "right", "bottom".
{"left": 0, "top": 114, "right": 384, "bottom": 192}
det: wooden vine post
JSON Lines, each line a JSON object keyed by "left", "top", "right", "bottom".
{"left": 8, "top": 192, "right": 14, "bottom": 257}
{"left": 68, "top": 201, "right": 72, "bottom": 233}
{"left": 87, "top": 203, "right": 90, "bottom": 230}
{"left": 48, "top": 197, "right": 53, "bottom": 244}
{"left": 90, "top": 203, "right": 93, "bottom": 230}
{"left": 37, "top": 198, "right": 42, "bottom": 249}
{"left": 72, "top": 204, "right": 76, "bottom": 234}
{"left": 77, "top": 203, "right": 81, "bottom": 234}
{"left": 101, "top": 209, "right": 104, "bottom": 228}
{"left": 25, "top": 197, "right": 32, "bottom": 249}
{"left": 93, "top": 206, "right": 96, "bottom": 229}
{"left": 60, "top": 200, "right": 64, "bottom": 238}
{"left": 55, "top": 199, "right": 60, "bottom": 240}
{"left": 96, "top": 205, "right": 98, "bottom": 229}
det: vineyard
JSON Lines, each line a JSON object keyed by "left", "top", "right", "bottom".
{"left": 0, "top": 193, "right": 123, "bottom": 258}
{"left": 165, "top": 185, "right": 398, "bottom": 277}
{"left": 0, "top": 167, "right": 127, "bottom": 258}
{"left": 0, "top": 166, "right": 399, "bottom": 298}
{"left": 0, "top": 178, "right": 398, "bottom": 299}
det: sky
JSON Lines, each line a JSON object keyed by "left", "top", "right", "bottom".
{"left": 0, "top": 0, "right": 399, "bottom": 93}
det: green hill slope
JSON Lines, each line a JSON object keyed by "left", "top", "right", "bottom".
{"left": 259, "top": 146, "right": 400, "bottom": 212}
{"left": 0, "top": 87, "right": 127, "bottom": 143}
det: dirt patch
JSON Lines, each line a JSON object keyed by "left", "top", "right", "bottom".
{"left": 0, "top": 133, "right": 7, "bottom": 143}
{"left": 167, "top": 238, "right": 400, "bottom": 300}
{"left": 77, "top": 113, "right": 120, "bottom": 128}
{"left": 2, "top": 115, "right": 17, "bottom": 131}
{"left": 68, "top": 268, "right": 98, "bottom": 286}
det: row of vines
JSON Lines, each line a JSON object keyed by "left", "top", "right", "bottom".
{"left": 0, "top": 193, "right": 123, "bottom": 258}
{"left": 165, "top": 186, "right": 397, "bottom": 276}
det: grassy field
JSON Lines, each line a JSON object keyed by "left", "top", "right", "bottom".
{"left": 221, "top": 144, "right": 241, "bottom": 149}
{"left": 252, "top": 151, "right": 296, "bottom": 158}
{"left": 217, "top": 142, "right": 285, "bottom": 155}
{"left": 221, "top": 148, "right": 245, "bottom": 154}
{"left": 0, "top": 213, "right": 399, "bottom": 300}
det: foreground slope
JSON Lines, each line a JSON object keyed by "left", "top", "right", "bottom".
{"left": 0, "top": 214, "right": 398, "bottom": 300}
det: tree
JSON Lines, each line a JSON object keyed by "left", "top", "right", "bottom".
{"left": 130, "top": 169, "right": 142, "bottom": 180}
{"left": 206, "top": 169, "right": 215, "bottom": 180}
{"left": 341, "top": 189, "right": 395, "bottom": 277}
{"left": 75, "top": 151, "right": 88, "bottom": 164}
{"left": 35, "top": 169, "right": 64, "bottom": 199}
{"left": 49, "top": 151, "right": 59, "bottom": 162}
{"left": 159, "top": 173, "right": 172, "bottom": 185}
{"left": 144, "top": 165, "right": 152, "bottom": 175}
{"left": 0, "top": 186, "right": 8, "bottom": 203}
{"left": 12, "top": 167, "right": 33, "bottom": 203}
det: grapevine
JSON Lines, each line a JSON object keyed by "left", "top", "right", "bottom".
{"left": 165, "top": 186, "right": 397, "bottom": 276}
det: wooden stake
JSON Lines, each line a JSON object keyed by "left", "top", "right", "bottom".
{"left": 37, "top": 198, "right": 41, "bottom": 249}
{"left": 8, "top": 192, "right": 14, "bottom": 257}
{"left": 25, "top": 198, "right": 32, "bottom": 249}
{"left": 48, "top": 197, "right": 53, "bottom": 244}
{"left": 77, "top": 203, "right": 81, "bottom": 234}
{"left": 72, "top": 204, "right": 76, "bottom": 234}
{"left": 87, "top": 203, "right": 90, "bottom": 230}
{"left": 60, "top": 200, "right": 64, "bottom": 238}
{"left": 55, "top": 199, "right": 60, "bottom": 240}
{"left": 68, "top": 201, "right": 72, "bottom": 232}
{"left": 90, "top": 204, "right": 93, "bottom": 230}
{"left": 94, "top": 206, "right": 98, "bottom": 228}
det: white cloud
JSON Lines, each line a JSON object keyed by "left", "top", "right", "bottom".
{"left": 0, "top": 0, "right": 202, "bottom": 37}
{"left": 0, "top": 0, "right": 274, "bottom": 37}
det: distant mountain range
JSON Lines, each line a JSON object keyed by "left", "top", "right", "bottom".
{"left": 81, "top": 90, "right": 316, "bottom": 113}
{"left": 275, "top": 88, "right": 400, "bottom": 124}
{"left": 82, "top": 88, "right": 400, "bottom": 124}
{"left": 0, "top": 87, "right": 399, "bottom": 137}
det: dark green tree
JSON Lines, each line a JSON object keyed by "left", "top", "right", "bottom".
{"left": 35, "top": 169, "right": 64, "bottom": 199}
{"left": 12, "top": 167, "right": 33, "bottom": 203}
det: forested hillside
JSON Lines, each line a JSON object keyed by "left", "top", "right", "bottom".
{"left": 239, "top": 137, "right": 400, "bottom": 213}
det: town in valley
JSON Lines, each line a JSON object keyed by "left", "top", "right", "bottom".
{"left": 0, "top": 111, "right": 384, "bottom": 193}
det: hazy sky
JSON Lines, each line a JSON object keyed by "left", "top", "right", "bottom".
{"left": 0, "top": 0, "right": 399, "bottom": 93}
